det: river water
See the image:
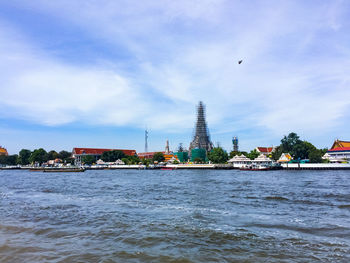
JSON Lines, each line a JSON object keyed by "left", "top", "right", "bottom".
{"left": 0, "top": 169, "right": 349, "bottom": 262}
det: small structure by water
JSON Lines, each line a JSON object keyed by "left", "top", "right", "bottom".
{"left": 228, "top": 155, "right": 251, "bottom": 168}
{"left": 253, "top": 154, "right": 273, "bottom": 166}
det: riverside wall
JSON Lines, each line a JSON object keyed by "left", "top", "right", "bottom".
{"left": 281, "top": 163, "right": 350, "bottom": 170}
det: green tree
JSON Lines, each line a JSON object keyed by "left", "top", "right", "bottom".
{"left": 101, "top": 150, "right": 126, "bottom": 162}
{"left": 58, "top": 150, "right": 72, "bottom": 163}
{"left": 271, "top": 146, "right": 283, "bottom": 161}
{"left": 142, "top": 158, "right": 151, "bottom": 166}
{"left": 47, "top": 150, "right": 59, "bottom": 160}
{"left": 247, "top": 149, "right": 260, "bottom": 160}
{"left": 82, "top": 155, "right": 95, "bottom": 165}
{"left": 308, "top": 149, "right": 323, "bottom": 163}
{"left": 17, "top": 149, "right": 32, "bottom": 165}
{"left": 276, "top": 132, "right": 326, "bottom": 162}
{"left": 152, "top": 152, "right": 165, "bottom": 163}
{"left": 240, "top": 151, "right": 248, "bottom": 157}
{"left": 29, "top": 148, "right": 48, "bottom": 164}
{"left": 229, "top": 151, "right": 240, "bottom": 158}
{"left": 0, "top": 155, "right": 18, "bottom": 165}
{"left": 121, "top": 157, "right": 130, "bottom": 165}
{"left": 281, "top": 132, "right": 301, "bottom": 152}
{"left": 126, "top": 155, "right": 140, "bottom": 164}
{"left": 208, "top": 147, "right": 228, "bottom": 163}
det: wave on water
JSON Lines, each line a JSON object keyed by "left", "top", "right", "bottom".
{"left": 338, "top": 204, "right": 350, "bottom": 209}
{"left": 1, "top": 169, "right": 350, "bottom": 262}
{"left": 245, "top": 223, "right": 350, "bottom": 238}
{"left": 264, "top": 196, "right": 289, "bottom": 201}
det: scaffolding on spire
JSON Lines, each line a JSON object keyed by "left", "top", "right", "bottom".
{"left": 165, "top": 139, "right": 170, "bottom": 154}
{"left": 189, "top": 101, "right": 213, "bottom": 154}
{"left": 233, "top": 136, "right": 239, "bottom": 152}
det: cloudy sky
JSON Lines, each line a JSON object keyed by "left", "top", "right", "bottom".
{"left": 1, "top": 0, "right": 349, "bottom": 154}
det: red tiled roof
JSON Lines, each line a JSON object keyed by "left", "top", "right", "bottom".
{"left": 256, "top": 147, "right": 274, "bottom": 153}
{"left": 328, "top": 147, "right": 350, "bottom": 152}
{"left": 73, "top": 148, "right": 136, "bottom": 156}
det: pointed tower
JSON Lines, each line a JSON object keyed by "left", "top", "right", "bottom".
{"left": 144, "top": 129, "right": 148, "bottom": 152}
{"left": 165, "top": 139, "right": 170, "bottom": 154}
{"left": 189, "top": 101, "right": 213, "bottom": 153}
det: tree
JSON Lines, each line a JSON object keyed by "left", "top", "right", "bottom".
{"left": 208, "top": 147, "right": 228, "bottom": 163}
{"left": 101, "top": 150, "right": 126, "bottom": 162}
{"left": 152, "top": 152, "right": 165, "bottom": 163}
{"left": 271, "top": 146, "right": 283, "bottom": 161}
{"left": 121, "top": 157, "right": 130, "bottom": 165}
{"left": 29, "top": 148, "right": 48, "bottom": 164}
{"left": 82, "top": 155, "right": 95, "bottom": 165}
{"left": 17, "top": 149, "right": 32, "bottom": 165}
{"left": 58, "top": 150, "right": 72, "bottom": 163}
{"left": 276, "top": 132, "right": 326, "bottom": 162}
{"left": 281, "top": 132, "right": 301, "bottom": 152}
{"left": 47, "top": 150, "right": 59, "bottom": 160}
{"left": 247, "top": 149, "right": 260, "bottom": 160}
{"left": 142, "top": 158, "right": 151, "bottom": 166}
{"left": 229, "top": 151, "right": 240, "bottom": 158}
{"left": 126, "top": 155, "right": 140, "bottom": 164}
{"left": 0, "top": 155, "right": 18, "bottom": 165}
{"left": 309, "top": 149, "right": 323, "bottom": 163}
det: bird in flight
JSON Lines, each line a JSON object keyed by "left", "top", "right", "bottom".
{"left": 238, "top": 60, "right": 243, "bottom": 64}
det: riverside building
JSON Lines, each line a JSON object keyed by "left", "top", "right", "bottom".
{"left": 255, "top": 147, "right": 276, "bottom": 156}
{"left": 72, "top": 148, "right": 136, "bottom": 166}
{"left": 325, "top": 140, "right": 350, "bottom": 163}
{"left": 0, "top": 146, "right": 8, "bottom": 156}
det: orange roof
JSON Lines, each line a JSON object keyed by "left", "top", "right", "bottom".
{"left": 0, "top": 147, "right": 8, "bottom": 156}
{"left": 73, "top": 148, "right": 136, "bottom": 156}
{"left": 330, "top": 140, "right": 350, "bottom": 150}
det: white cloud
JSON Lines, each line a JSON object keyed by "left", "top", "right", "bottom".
{"left": 0, "top": 0, "right": 350, "bottom": 148}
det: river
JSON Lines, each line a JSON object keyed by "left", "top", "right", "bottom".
{"left": 0, "top": 169, "right": 349, "bottom": 262}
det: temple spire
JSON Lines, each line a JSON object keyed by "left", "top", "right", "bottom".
{"left": 189, "top": 101, "right": 213, "bottom": 153}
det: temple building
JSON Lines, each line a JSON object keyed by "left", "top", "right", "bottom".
{"left": 277, "top": 153, "right": 292, "bottom": 163}
{"left": 325, "top": 140, "right": 350, "bottom": 163}
{"left": 0, "top": 146, "right": 8, "bottom": 156}
{"left": 72, "top": 148, "right": 136, "bottom": 166}
{"left": 255, "top": 147, "right": 276, "bottom": 156}
{"left": 189, "top": 101, "right": 213, "bottom": 157}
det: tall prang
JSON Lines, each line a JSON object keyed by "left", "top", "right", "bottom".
{"left": 189, "top": 101, "right": 213, "bottom": 153}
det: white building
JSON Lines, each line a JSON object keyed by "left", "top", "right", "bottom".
{"left": 253, "top": 154, "right": 273, "bottom": 166}
{"left": 324, "top": 140, "right": 350, "bottom": 163}
{"left": 278, "top": 153, "right": 292, "bottom": 163}
{"left": 228, "top": 155, "right": 252, "bottom": 168}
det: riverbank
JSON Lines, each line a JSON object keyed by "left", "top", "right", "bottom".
{"left": 1, "top": 163, "right": 350, "bottom": 170}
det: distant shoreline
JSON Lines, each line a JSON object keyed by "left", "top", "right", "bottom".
{"left": 1, "top": 163, "right": 350, "bottom": 171}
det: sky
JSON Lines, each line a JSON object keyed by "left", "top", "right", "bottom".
{"left": 0, "top": 0, "right": 350, "bottom": 154}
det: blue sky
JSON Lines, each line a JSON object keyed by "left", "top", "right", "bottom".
{"left": 1, "top": 0, "right": 350, "bottom": 154}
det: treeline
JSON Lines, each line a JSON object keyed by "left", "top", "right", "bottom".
{"left": 0, "top": 149, "right": 72, "bottom": 165}
{"left": 229, "top": 132, "right": 327, "bottom": 163}
{"left": 0, "top": 132, "right": 328, "bottom": 165}
{"left": 81, "top": 150, "right": 166, "bottom": 165}
{"left": 81, "top": 150, "right": 142, "bottom": 165}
